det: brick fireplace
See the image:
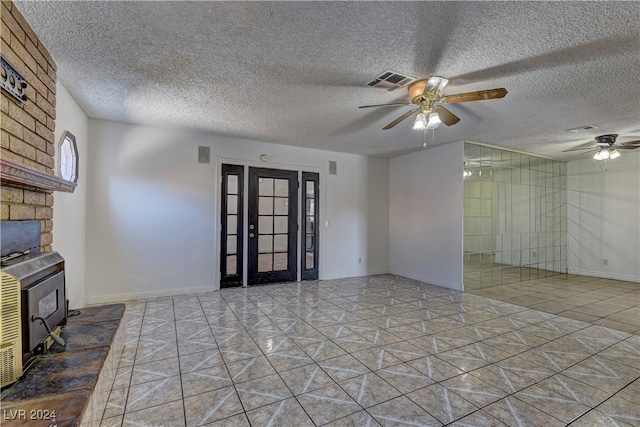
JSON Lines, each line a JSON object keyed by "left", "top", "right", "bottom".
{"left": 1, "top": 8, "right": 123, "bottom": 425}
{"left": 1, "top": 0, "right": 74, "bottom": 248}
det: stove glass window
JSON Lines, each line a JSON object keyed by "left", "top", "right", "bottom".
{"left": 39, "top": 290, "right": 58, "bottom": 319}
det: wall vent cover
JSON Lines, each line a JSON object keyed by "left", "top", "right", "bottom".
{"left": 365, "top": 70, "right": 417, "bottom": 92}
{"left": 198, "top": 146, "right": 211, "bottom": 164}
{"left": 329, "top": 161, "right": 337, "bottom": 175}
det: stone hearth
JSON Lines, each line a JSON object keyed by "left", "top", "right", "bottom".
{"left": 1, "top": 304, "right": 125, "bottom": 427}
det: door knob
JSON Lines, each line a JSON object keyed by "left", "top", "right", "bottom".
{"left": 249, "top": 233, "right": 255, "bottom": 238}
{"left": 249, "top": 224, "right": 255, "bottom": 230}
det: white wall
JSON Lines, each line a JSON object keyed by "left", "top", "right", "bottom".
{"left": 84, "top": 119, "right": 389, "bottom": 303}
{"left": 366, "top": 158, "right": 389, "bottom": 275}
{"left": 567, "top": 152, "right": 640, "bottom": 282}
{"left": 389, "top": 142, "right": 464, "bottom": 290}
{"left": 53, "top": 83, "right": 89, "bottom": 308}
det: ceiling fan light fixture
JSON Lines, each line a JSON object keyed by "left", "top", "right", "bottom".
{"left": 609, "top": 148, "right": 621, "bottom": 159}
{"left": 412, "top": 112, "right": 428, "bottom": 130}
{"left": 593, "top": 150, "right": 602, "bottom": 160}
{"left": 425, "top": 112, "right": 441, "bottom": 129}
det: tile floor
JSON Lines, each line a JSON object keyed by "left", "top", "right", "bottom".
{"left": 101, "top": 275, "right": 639, "bottom": 426}
{"left": 466, "top": 274, "right": 640, "bottom": 335}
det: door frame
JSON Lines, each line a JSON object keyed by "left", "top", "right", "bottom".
{"left": 216, "top": 158, "right": 324, "bottom": 289}
{"left": 220, "top": 164, "right": 244, "bottom": 288}
{"left": 301, "top": 171, "right": 320, "bottom": 280}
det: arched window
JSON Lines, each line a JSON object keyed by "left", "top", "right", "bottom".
{"left": 58, "top": 131, "right": 78, "bottom": 183}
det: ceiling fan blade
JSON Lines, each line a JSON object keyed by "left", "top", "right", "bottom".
{"left": 383, "top": 108, "right": 419, "bottom": 130}
{"left": 617, "top": 145, "right": 640, "bottom": 150}
{"left": 442, "top": 88, "right": 508, "bottom": 104}
{"left": 619, "top": 139, "right": 640, "bottom": 146}
{"left": 562, "top": 145, "right": 596, "bottom": 152}
{"left": 359, "top": 102, "right": 412, "bottom": 109}
{"left": 434, "top": 105, "right": 460, "bottom": 126}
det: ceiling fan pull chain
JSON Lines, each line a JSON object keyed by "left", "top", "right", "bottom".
{"left": 422, "top": 127, "right": 437, "bottom": 148}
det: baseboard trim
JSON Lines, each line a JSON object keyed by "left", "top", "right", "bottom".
{"left": 84, "top": 285, "right": 216, "bottom": 305}
{"left": 389, "top": 270, "right": 463, "bottom": 291}
{"left": 320, "top": 270, "right": 388, "bottom": 281}
{"left": 366, "top": 269, "right": 390, "bottom": 276}
{"left": 567, "top": 269, "right": 640, "bottom": 283}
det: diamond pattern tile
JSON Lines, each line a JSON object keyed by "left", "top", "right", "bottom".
{"left": 296, "top": 383, "right": 362, "bottom": 425}
{"left": 338, "top": 372, "right": 402, "bottom": 408}
{"left": 406, "top": 383, "right": 479, "bottom": 424}
{"left": 97, "top": 274, "right": 638, "bottom": 426}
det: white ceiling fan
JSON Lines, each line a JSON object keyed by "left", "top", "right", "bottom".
{"left": 562, "top": 134, "right": 640, "bottom": 160}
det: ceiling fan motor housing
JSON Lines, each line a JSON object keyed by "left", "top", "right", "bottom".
{"left": 596, "top": 134, "right": 618, "bottom": 146}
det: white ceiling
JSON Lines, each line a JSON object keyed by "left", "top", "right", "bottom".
{"left": 15, "top": 1, "right": 640, "bottom": 160}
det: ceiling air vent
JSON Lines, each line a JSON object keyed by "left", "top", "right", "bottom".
{"left": 567, "top": 125, "right": 598, "bottom": 133}
{"left": 365, "top": 70, "right": 417, "bottom": 92}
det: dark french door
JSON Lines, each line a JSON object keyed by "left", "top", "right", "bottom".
{"left": 247, "top": 167, "right": 298, "bottom": 285}
{"left": 220, "top": 164, "right": 319, "bottom": 287}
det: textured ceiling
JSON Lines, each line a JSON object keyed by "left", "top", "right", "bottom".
{"left": 14, "top": 1, "right": 640, "bottom": 159}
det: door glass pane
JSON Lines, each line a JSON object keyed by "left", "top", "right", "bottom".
{"left": 227, "top": 255, "right": 237, "bottom": 275}
{"left": 306, "top": 181, "right": 314, "bottom": 197}
{"left": 258, "top": 235, "right": 273, "bottom": 253}
{"left": 306, "top": 235, "right": 314, "bottom": 251}
{"left": 274, "top": 217, "right": 288, "bottom": 233}
{"left": 306, "top": 199, "right": 314, "bottom": 216}
{"left": 306, "top": 252, "right": 314, "bottom": 269}
{"left": 259, "top": 178, "right": 273, "bottom": 196}
{"left": 258, "top": 254, "right": 272, "bottom": 272}
{"left": 306, "top": 216, "right": 315, "bottom": 233}
{"left": 274, "top": 198, "right": 288, "bottom": 215}
{"left": 273, "top": 253, "right": 287, "bottom": 271}
{"left": 274, "top": 179, "right": 289, "bottom": 197}
{"left": 274, "top": 235, "right": 288, "bottom": 252}
{"left": 258, "top": 216, "right": 273, "bottom": 234}
{"left": 228, "top": 175, "right": 238, "bottom": 194}
{"left": 227, "top": 235, "right": 237, "bottom": 254}
{"left": 227, "top": 215, "right": 237, "bottom": 231}
{"left": 258, "top": 197, "right": 274, "bottom": 215}
{"left": 227, "top": 195, "right": 238, "bottom": 214}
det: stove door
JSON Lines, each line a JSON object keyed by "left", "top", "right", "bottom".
{"left": 24, "top": 271, "right": 66, "bottom": 351}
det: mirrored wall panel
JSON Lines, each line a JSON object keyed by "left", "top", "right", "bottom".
{"left": 463, "top": 143, "right": 567, "bottom": 289}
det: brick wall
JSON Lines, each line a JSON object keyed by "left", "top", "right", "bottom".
{"left": 1, "top": 0, "right": 56, "bottom": 251}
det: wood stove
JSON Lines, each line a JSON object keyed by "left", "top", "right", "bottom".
{"left": 0, "top": 221, "right": 67, "bottom": 387}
